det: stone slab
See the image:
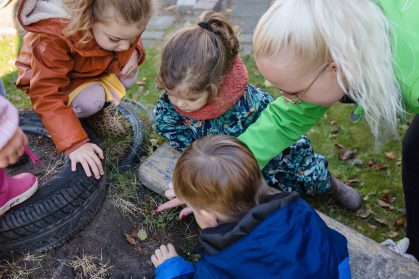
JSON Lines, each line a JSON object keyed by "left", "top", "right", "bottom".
{"left": 194, "top": 0, "right": 222, "bottom": 11}
{"left": 141, "top": 30, "right": 165, "bottom": 40}
{"left": 147, "top": 15, "right": 176, "bottom": 30}
{"left": 138, "top": 142, "right": 179, "bottom": 195}
{"left": 177, "top": 0, "right": 197, "bottom": 12}
{"left": 138, "top": 143, "right": 419, "bottom": 278}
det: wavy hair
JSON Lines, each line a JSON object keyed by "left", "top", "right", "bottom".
{"left": 254, "top": 0, "right": 405, "bottom": 144}
{"left": 63, "top": 0, "right": 155, "bottom": 43}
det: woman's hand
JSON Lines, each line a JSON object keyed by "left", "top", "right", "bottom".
{"left": 151, "top": 243, "right": 178, "bottom": 268}
{"left": 0, "top": 128, "right": 28, "bottom": 168}
{"left": 156, "top": 183, "right": 194, "bottom": 220}
{"left": 121, "top": 50, "right": 138, "bottom": 78}
{"left": 69, "top": 143, "right": 104, "bottom": 179}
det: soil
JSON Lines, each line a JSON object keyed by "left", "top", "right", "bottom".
{"left": 7, "top": 134, "right": 65, "bottom": 185}
{"left": 2, "top": 123, "right": 200, "bottom": 279}
{"left": 28, "top": 186, "right": 200, "bottom": 278}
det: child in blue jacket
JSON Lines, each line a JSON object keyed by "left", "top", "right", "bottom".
{"left": 151, "top": 135, "right": 351, "bottom": 279}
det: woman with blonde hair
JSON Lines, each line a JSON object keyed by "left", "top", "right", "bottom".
{"left": 238, "top": 0, "right": 419, "bottom": 259}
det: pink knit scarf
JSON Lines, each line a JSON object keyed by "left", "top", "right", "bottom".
{"left": 174, "top": 56, "right": 249, "bottom": 120}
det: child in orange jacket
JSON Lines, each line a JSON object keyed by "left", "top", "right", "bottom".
{"left": 15, "top": 0, "right": 154, "bottom": 179}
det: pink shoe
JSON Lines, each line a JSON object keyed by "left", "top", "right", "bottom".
{"left": 0, "top": 168, "right": 38, "bottom": 217}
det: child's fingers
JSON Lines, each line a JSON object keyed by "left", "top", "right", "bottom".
{"left": 151, "top": 255, "right": 159, "bottom": 267}
{"left": 164, "top": 188, "right": 175, "bottom": 199}
{"left": 154, "top": 248, "right": 163, "bottom": 262}
{"left": 159, "top": 245, "right": 169, "bottom": 257}
{"left": 71, "top": 158, "right": 77, "bottom": 172}
{"left": 86, "top": 156, "right": 101, "bottom": 179}
{"left": 167, "top": 243, "right": 178, "bottom": 257}
{"left": 80, "top": 159, "right": 92, "bottom": 177}
{"left": 92, "top": 144, "right": 104, "bottom": 160}
{"left": 156, "top": 198, "right": 183, "bottom": 212}
{"left": 179, "top": 206, "right": 193, "bottom": 220}
{"left": 90, "top": 154, "right": 104, "bottom": 175}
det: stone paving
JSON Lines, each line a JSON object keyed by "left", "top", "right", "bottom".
{"left": 143, "top": 0, "right": 272, "bottom": 54}
{"left": 0, "top": 0, "right": 271, "bottom": 54}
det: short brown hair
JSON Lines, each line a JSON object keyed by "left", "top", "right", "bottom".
{"left": 173, "top": 135, "right": 268, "bottom": 221}
{"left": 63, "top": 0, "right": 154, "bottom": 43}
{"left": 156, "top": 11, "right": 240, "bottom": 98}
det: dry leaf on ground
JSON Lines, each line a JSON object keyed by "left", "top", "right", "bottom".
{"left": 125, "top": 233, "right": 137, "bottom": 245}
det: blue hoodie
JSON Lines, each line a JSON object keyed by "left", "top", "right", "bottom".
{"left": 155, "top": 192, "right": 351, "bottom": 279}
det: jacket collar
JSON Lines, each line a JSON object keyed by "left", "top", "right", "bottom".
{"left": 199, "top": 192, "right": 299, "bottom": 256}
{"left": 173, "top": 55, "right": 249, "bottom": 120}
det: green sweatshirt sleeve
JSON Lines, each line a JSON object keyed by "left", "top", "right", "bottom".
{"left": 238, "top": 96, "right": 329, "bottom": 169}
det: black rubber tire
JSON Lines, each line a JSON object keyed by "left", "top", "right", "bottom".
{"left": 0, "top": 113, "right": 107, "bottom": 257}
{"left": 115, "top": 101, "right": 145, "bottom": 171}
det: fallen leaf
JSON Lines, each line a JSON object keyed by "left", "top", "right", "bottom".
{"left": 331, "top": 126, "right": 341, "bottom": 134}
{"left": 136, "top": 78, "right": 147, "bottom": 85}
{"left": 137, "top": 228, "right": 148, "bottom": 241}
{"left": 356, "top": 208, "right": 372, "bottom": 218}
{"left": 347, "top": 178, "right": 361, "bottom": 185}
{"left": 372, "top": 163, "right": 388, "bottom": 170}
{"left": 375, "top": 218, "right": 389, "bottom": 226}
{"left": 330, "top": 120, "right": 337, "bottom": 126}
{"left": 367, "top": 159, "right": 375, "bottom": 166}
{"left": 381, "top": 194, "right": 396, "bottom": 204}
{"left": 334, "top": 143, "right": 345, "bottom": 149}
{"left": 11, "top": 95, "right": 22, "bottom": 101}
{"left": 367, "top": 224, "right": 377, "bottom": 231}
{"left": 384, "top": 152, "right": 396, "bottom": 160}
{"left": 386, "top": 231, "right": 399, "bottom": 238}
{"left": 394, "top": 218, "right": 405, "bottom": 228}
{"left": 339, "top": 149, "right": 358, "bottom": 161}
{"left": 129, "top": 226, "right": 140, "bottom": 238}
{"left": 125, "top": 233, "right": 137, "bottom": 245}
{"left": 377, "top": 199, "right": 392, "bottom": 208}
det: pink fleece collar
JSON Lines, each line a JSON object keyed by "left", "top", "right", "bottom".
{"left": 174, "top": 56, "right": 249, "bottom": 120}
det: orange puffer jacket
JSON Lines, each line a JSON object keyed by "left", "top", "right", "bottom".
{"left": 15, "top": 0, "right": 146, "bottom": 153}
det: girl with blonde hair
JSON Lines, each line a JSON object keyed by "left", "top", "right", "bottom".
{"left": 15, "top": 0, "right": 154, "bottom": 179}
{"left": 239, "top": 0, "right": 419, "bottom": 259}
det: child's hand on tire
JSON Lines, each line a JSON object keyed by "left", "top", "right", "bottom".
{"left": 69, "top": 143, "right": 104, "bottom": 179}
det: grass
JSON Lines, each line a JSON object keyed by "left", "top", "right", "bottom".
{"left": 0, "top": 32, "right": 407, "bottom": 265}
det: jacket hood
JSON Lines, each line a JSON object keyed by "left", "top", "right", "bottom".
{"left": 199, "top": 192, "right": 299, "bottom": 255}
{"left": 19, "top": 0, "right": 69, "bottom": 28}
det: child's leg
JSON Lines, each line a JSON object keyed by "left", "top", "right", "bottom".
{"left": 71, "top": 84, "right": 106, "bottom": 118}
{"left": 263, "top": 136, "right": 361, "bottom": 210}
{"left": 263, "top": 136, "right": 330, "bottom": 195}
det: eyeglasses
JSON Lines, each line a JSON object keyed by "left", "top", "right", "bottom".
{"left": 282, "top": 60, "right": 334, "bottom": 104}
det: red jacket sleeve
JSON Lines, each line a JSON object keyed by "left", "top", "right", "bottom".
{"left": 28, "top": 34, "right": 88, "bottom": 152}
